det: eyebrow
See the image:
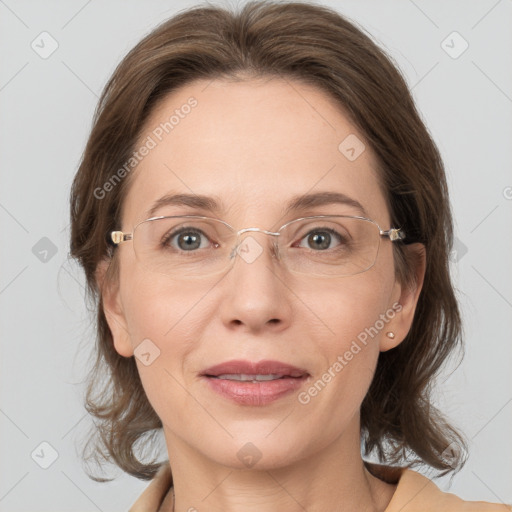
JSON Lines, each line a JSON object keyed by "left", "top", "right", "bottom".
{"left": 146, "top": 191, "right": 368, "bottom": 219}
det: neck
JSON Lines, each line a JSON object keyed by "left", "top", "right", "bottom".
{"left": 162, "top": 423, "right": 396, "bottom": 512}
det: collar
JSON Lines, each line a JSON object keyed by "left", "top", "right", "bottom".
{"left": 129, "top": 460, "right": 511, "bottom": 511}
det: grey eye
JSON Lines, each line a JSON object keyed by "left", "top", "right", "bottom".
{"left": 164, "top": 228, "right": 210, "bottom": 251}
{"left": 298, "top": 228, "right": 344, "bottom": 251}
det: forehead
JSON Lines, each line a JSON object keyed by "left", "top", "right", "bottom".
{"left": 121, "top": 77, "right": 389, "bottom": 228}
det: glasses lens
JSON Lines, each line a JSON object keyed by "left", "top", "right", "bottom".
{"left": 132, "top": 216, "right": 380, "bottom": 278}
{"left": 279, "top": 216, "right": 380, "bottom": 277}
{"left": 133, "top": 216, "right": 235, "bottom": 278}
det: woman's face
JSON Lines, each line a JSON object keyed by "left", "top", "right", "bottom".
{"left": 103, "top": 77, "right": 420, "bottom": 470}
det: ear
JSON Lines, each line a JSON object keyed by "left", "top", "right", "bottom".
{"left": 380, "top": 243, "right": 426, "bottom": 352}
{"left": 95, "top": 258, "right": 134, "bottom": 357}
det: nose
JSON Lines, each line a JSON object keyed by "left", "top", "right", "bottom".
{"left": 218, "top": 231, "right": 292, "bottom": 333}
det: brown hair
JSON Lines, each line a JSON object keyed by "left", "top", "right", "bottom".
{"left": 70, "top": 0, "right": 466, "bottom": 482}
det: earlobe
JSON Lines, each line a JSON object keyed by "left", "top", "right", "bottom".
{"left": 96, "top": 258, "right": 134, "bottom": 358}
{"left": 380, "top": 243, "right": 426, "bottom": 352}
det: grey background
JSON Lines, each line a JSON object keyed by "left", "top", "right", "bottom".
{"left": 1, "top": 0, "right": 511, "bottom": 510}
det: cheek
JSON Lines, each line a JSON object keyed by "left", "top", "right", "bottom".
{"left": 300, "top": 271, "right": 394, "bottom": 405}
{"left": 119, "top": 272, "right": 209, "bottom": 424}
{"left": 316, "top": 266, "right": 395, "bottom": 347}
{"left": 120, "top": 265, "right": 209, "bottom": 342}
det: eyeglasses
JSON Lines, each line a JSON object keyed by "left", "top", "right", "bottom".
{"left": 110, "top": 215, "right": 405, "bottom": 278}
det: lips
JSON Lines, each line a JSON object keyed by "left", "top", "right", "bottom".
{"left": 201, "top": 359, "right": 308, "bottom": 379}
{"left": 201, "top": 359, "right": 310, "bottom": 406}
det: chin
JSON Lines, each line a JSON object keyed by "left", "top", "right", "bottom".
{"left": 197, "top": 429, "right": 311, "bottom": 471}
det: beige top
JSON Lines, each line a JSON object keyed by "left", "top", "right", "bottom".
{"left": 129, "top": 461, "right": 511, "bottom": 511}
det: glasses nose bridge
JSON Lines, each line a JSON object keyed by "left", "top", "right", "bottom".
{"left": 231, "top": 226, "right": 282, "bottom": 260}
{"left": 235, "top": 227, "right": 281, "bottom": 248}
{"left": 236, "top": 226, "right": 281, "bottom": 238}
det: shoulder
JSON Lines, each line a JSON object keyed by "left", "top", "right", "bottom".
{"left": 129, "top": 462, "right": 173, "bottom": 512}
{"left": 384, "top": 466, "right": 511, "bottom": 512}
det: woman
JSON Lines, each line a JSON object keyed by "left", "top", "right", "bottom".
{"left": 69, "top": 1, "right": 510, "bottom": 510}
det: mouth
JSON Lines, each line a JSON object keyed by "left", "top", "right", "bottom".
{"left": 201, "top": 359, "right": 309, "bottom": 377}
{"left": 206, "top": 373, "right": 304, "bottom": 382}
{"left": 200, "top": 360, "right": 310, "bottom": 405}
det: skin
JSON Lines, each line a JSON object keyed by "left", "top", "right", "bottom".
{"left": 99, "top": 76, "right": 425, "bottom": 512}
